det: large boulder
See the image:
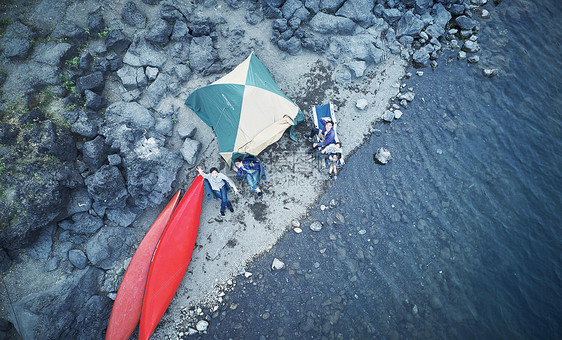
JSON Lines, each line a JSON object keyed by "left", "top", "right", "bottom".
{"left": 145, "top": 19, "right": 173, "bottom": 45}
{"left": 86, "top": 227, "right": 135, "bottom": 270}
{"left": 123, "top": 37, "right": 168, "bottom": 68}
{"left": 0, "top": 38, "right": 31, "bottom": 59}
{"left": 105, "top": 30, "right": 132, "bottom": 54}
{"left": 11, "top": 267, "right": 105, "bottom": 340}
{"left": 103, "top": 101, "right": 156, "bottom": 131}
{"left": 336, "top": 0, "right": 376, "bottom": 27}
{"left": 82, "top": 135, "right": 108, "bottom": 170}
{"left": 395, "top": 9, "right": 425, "bottom": 38}
{"left": 85, "top": 165, "right": 129, "bottom": 209}
{"left": 189, "top": 36, "right": 219, "bottom": 73}
{"left": 328, "top": 34, "right": 384, "bottom": 64}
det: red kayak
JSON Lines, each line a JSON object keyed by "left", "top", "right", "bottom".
{"left": 138, "top": 175, "right": 204, "bottom": 340}
{"left": 105, "top": 190, "right": 181, "bottom": 340}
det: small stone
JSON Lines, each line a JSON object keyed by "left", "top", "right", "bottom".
{"left": 358, "top": 229, "right": 366, "bottom": 235}
{"left": 458, "top": 51, "right": 467, "bottom": 60}
{"left": 374, "top": 147, "right": 391, "bottom": 164}
{"left": 309, "top": 221, "right": 323, "bottom": 232}
{"left": 313, "top": 262, "right": 320, "bottom": 268}
{"left": 320, "top": 204, "right": 327, "bottom": 211}
{"left": 356, "top": 98, "right": 368, "bottom": 110}
{"left": 480, "top": 9, "right": 490, "bottom": 19}
{"left": 196, "top": 320, "right": 209, "bottom": 332}
{"left": 416, "top": 71, "right": 424, "bottom": 76}
{"left": 244, "top": 272, "right": 253, "bottom": 278}
{"left": 262, "top": 312, "right": 270, "bottom": 320}
{"left": 294, "top": 227, "right": 302, "bottom": 233}
{"left": 291, "top": 220, "right": 300, "bottom": 227}
{"left": 335, "top": 213, "right": 345, "bottom": 224}
{"left": 413, "top": 305, "right": 418, "bottom": 315}
{"left": 468, "top": 55, "right": 480, "bottom": 64}
{"left": 272, "top": 258, "right": 285, "bottom": 270}
{"left": 394, "top": 110, "right": 403, "bottom": 119}
{"left": 482, "top": 68, "right": 498, "bottom": 78}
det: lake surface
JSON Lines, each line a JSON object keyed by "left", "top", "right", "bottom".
{"left": 193, "top": 0, "right": 562, "bottom": 338}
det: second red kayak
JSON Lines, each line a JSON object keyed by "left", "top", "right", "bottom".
{"left": 138, "top": 175, "right": 205, "bottom": 340}
{"left": 105, "top": 190, "right": 181, "bottom": 340}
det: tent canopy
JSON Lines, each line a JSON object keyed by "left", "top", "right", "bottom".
{"left": 185, "top": 52, "right": 303, "bottom": 164}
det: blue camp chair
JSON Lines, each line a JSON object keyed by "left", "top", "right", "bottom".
{"left": 311, "top": 102, "right": 340, "bottom": 143}
{"left": 311, "top": 103, "right": 345, "bottom": 165}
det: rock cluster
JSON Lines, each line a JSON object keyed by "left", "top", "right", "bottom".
{"left": 0, "top": 0, "right": 495, "bottom": 338}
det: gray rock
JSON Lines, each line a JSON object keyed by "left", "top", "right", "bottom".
{"left": 319, "top": 0, "right": 346, "bottom": 13}
{"left": 88, "top": 13, "right": 105, "bottom": 36}
{"left": 145, "top": 19, "right": 173, "bottom": 45}
{"left": 302, "top": 34, "right": 329, "bottom": 53}
{"left": 85, "top": 165, "right": 129, "bottom": 209}
{"left": 481, "top": 68, "right": 498, "bottom": 78}
{"left": 413, "top": 48, "right": 430, "bottom": 67}
{"left": 72, "top": 295, "right": 113, "bottom": 339}
{"left": 123, "top": 37, "right": 168, "bottom": 68}
{"left": 68, "top": 249, "right": 88, "bottom": 269}
{"left": 145, "top": 66, "right": 159, "bottom": 81}
{"left": 122, "top": 1, "right": 146, "bottom": 28}
{"left": 328, "top": 34, "right": 384, "bottom": 64}
{"left": 71, "top": 111, "right": 103, "bottom": 139}
{"left": 383, "top": 8, "right": 402, "bottom": 24}
{"left": 356, "top": 99, "right": 368, "bottom": 110}
{"left": 310, "top": 221, "right": 323, "bottom": 231}
{"left": 51, "top": 22, "right": 88, "bottom": 47}
{"left": 375, "top": 147, "right": 391, "bottom": 164}
{"left": 414, "top": 0, "right": 433, "bottom": 14}
{"left": 467, "top": 55, "right": 480, "bottom": 64}
{"left": 103, "top": 102, "right": 156, "bottom": 131}
{"left": 11, "top": 267, "right": 104, "bottom": 340}
{"left": 105, "top": 30, "right": 132, "bottom": 54}
{"left": 85, "top": 90, "right": 105, "bottom": 111}
{"left": 394, "top": 110, "right": 403, "bottom": 119}
{"left": 196, "top": 320, "right": 209, "bottom": 332}
{"left": 171, "top": 20, "right": 191, "bottom": 42}
{"left": 336, "top": 0, "right": 375, "bottom": 27}
{"left": 181, "top": 138, "right": 202, "bottom": 166}
{"left": 281, "top": 0, "right": 304, "bottom": 18}
{"left": 83, "top": 135, "right": 108, "bottom": 170}
{"left": 76, "top": 72, "right": 105, "bottom": 95}
{"left": 382, "top": 110, "right": 395, "bottom": 122}
{"left": 106, "top": 207, "right": 138, "bottom": 227}
{"left": 189, "top": 36, "right": 219, "bottom": 73}
{"left": 396, "top": 10, "right": 425, "bottom": 38}
{"left": 44, "top": 256, "right": 59, "bottom": 272}
{"left": 271, "top": 258, "right": 285, "bottom": 270}
{"left": 309, "top": 12, "right": 357, "bottom": 35}
{"left": 398, "top": 91, "right": 415, "bottom": 102}
{"left": 346, "top": 59, "right": 366, "bottom": 78}
{"left": 66, "top": 188, "right": 92, "bottom": 216}
{"left": 278, "top": 36, "right": 302, "bottom": 55}
{"left": 86, "top": 227, "right": 135, "bottom": 269}
{"left": 4, "top": 20, "right": 34, "bottom": 39}
{"left": 117, "top": 65, "right": 140, "bottom": 89}
{"left": 71, "top": 212, "right": 104, "bottom": 234}
{"left": 146, "top": 73, "right": 169, "bottom": 109}
{"left": 27, "top": 224, "right": 54, "bottom": 260}
{"left": 167, "top": 64, "right": 192, "bottom": 96}
{"left": 462, "top": 40, "right": 480, "bottom": 53}
{"left": 0, "top": 38, "right": 31, "bottom": 59}
{"left": 108, "top": 154, "right": 122, "bottom": 166}
{"left": 31, "top": 42, "right": 72, "bottom": 66}
{"left": 457, "top": 50, "right": 467, "bottom": 60}
{"left": 155, "top": 117, "right": 174, "bottom": 136}
{"left": 160, "top": 0, "right": 195, "bottom": 22}
{"left": 177, "top": 122, "right": 197, "bottom": 139}
{"left": 456, "top": 15, "right": 476, "bottom": 30}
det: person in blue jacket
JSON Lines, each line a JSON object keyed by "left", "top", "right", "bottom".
{"left": 197, "top": 166, "right": 238, "bottom": 216}
{"left": 233, "top": 157, "right": 266, "bottom": 199}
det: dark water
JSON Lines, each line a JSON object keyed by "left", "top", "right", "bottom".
{"left": 192, "top": 1, "right": 562, "bottom": 339}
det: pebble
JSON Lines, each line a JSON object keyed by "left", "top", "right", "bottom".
{"left": 358, "top": 229, "right": 366, "bottom": 235}
{"left": 262, "top": 312, "right": 270, "bottom": 320}
{"left": 394, "top": 110, "right": 403, "bottom": 119}
{"left": 313, "top": 262, "right": 320, "bottom": 269}
{"left": 309, "top": 221, "right": 323, "bottom": 231}
{"left": 272, "top": 258, "right": 285, "bottom": 270}
{"left": 356, "top": 98, "right": 368, "bottom": 110}
{"left": 293, "top": 227, "right": 302, "bottom": 233}
{"left": 482, "top": 68, "right": 498, "bottom": 78}
{"left": 416, "top": 71, "right": 424, "bottom": 76}
{"left": 244, "top": 272, "right": 253, "bottom": 278}
{"left": 412, "top": 305, "right": 418, "bottom": 315}
{"left": 196, "top": 320, "right": 209, "bottom": 332}
{"left": 335, "top": 213, "right": 345, "bottom": 224}
{"left": 291, "top": 220, "right": 300, "bottom": 227}
{"left": 320, "top": 204, "right": 327, "bottom": 211}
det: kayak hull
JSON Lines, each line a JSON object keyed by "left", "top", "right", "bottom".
{"left": 138, "top": 175, "right": 204, "bottom": 340}
{"left": 105, "top": 190, "right": 181, "bottom": 340}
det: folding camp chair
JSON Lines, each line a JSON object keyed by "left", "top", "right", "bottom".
{"left": 311, "top": 102, "right": 345, "bottom": 165}
{"left": 311, "top": 102, "right": 340, "bottom": 143}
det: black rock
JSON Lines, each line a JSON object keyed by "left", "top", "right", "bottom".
{"left": 79, "top": 52, "right": 94, "bottom": 70}
{"left": 85, "top": 227, "right": 134, "bottom": 269}
{"left": 51, "top": 22, "right": 88, "bottom": 47}
{"left": 68, "top": 249, "right": 88, "bottom": 269}
{"left": 145, "top": 19, "right": 173, "bottom": 45}
{"left": 71, "top": 110, "right": 103, "bottom": 139}
{"left": 122, "top": 1, "right": 147, "bottom": 28}
{"left": 19, "top": 108, "right": 46, "bottom": 125}
{"left": 84, "top": 90, "right": 106, "bottom": 111}
{"left": 85, "top": 165, "right": 129, "bottom": 209}
{"left": 455, "top": 15, "right": 477, "bottom": 30}
{"left": 105, "top": 30, "right": 132, "bottom": 54}
{"left": 82, "top": 135, "right": 108, "bottom": 170}
{"left": 76, "top": 71, "right": 105, "bottom": 95}
{"left": 0, "top": 123, "right": 18, "bottom": 145}
{"left": 88, "top": 14, "right": 105, "bottom": 36}
{"left": 0, "top": 38, "right": 31, "bottom": 59}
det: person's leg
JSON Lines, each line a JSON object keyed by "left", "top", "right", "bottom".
{"left": 220, "top": 185, "right": 233, "bottom": 212}
{"left": 246, "top": 172, "right": 259, "bottom": 191}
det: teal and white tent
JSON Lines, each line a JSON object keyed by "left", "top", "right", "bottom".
{"left": 185, "top": 52, "right": 304, "bottom": 164}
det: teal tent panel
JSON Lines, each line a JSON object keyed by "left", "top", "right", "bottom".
{"left": 245, "top": 54, "right": 292, "bottom": 102}
{"left": 185, "top": 83, "right": 245, "bottom": 154}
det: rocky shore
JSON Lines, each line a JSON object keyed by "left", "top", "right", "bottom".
{"left": 0, "top": 0, "right": 497, "bottom": 338}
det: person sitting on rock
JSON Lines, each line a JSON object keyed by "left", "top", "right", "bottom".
{"left": 232, "top": 156, "right": 266, "bottom": 199}
{"left": 197, "top": 166, "right": 238, "bottom": 216}
{"left": 320, "top": 142, "right": 343, "bottom": 169}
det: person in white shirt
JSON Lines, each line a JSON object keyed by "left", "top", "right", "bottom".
{"left": 197, "top": 166, "right": 238, "bottom": 216}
